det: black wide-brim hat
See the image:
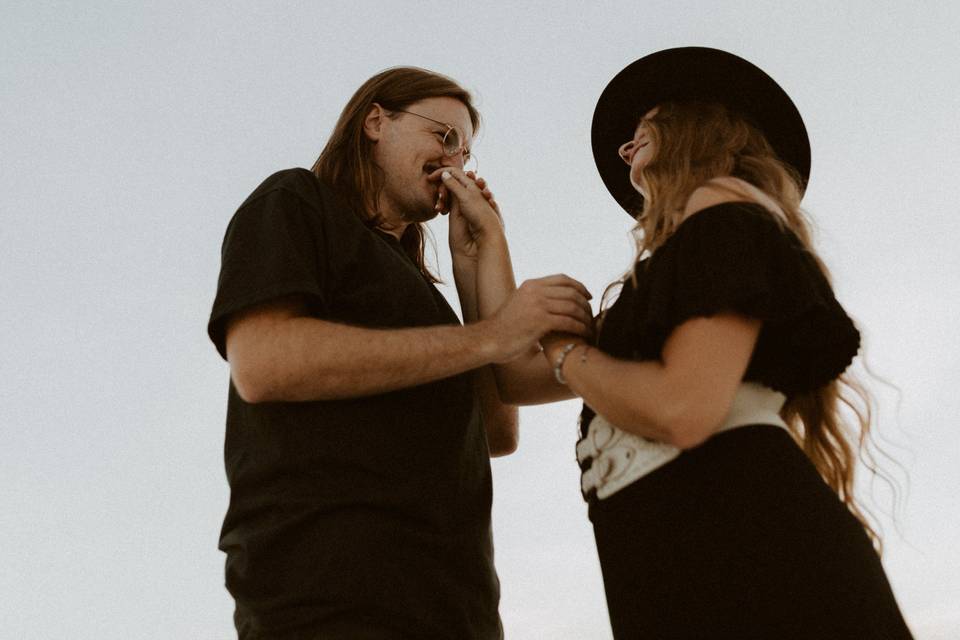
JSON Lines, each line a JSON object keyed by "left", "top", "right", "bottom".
{"left": 592, "top": 47, "right": 811, "bottom": 217}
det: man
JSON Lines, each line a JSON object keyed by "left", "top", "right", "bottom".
{"left": 208, "top": 67, "right": 592, "bottom": 639}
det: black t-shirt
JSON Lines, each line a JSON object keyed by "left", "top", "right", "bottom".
{"left": 208, "top": 169, "right": 501, "bottom": 639}
{"left": 581, "top": 201, "right": 860, "bottom": 438}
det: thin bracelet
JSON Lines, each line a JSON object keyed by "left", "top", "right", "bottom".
{"left": 553, "top": 343, "right": 583, "bottom": 385}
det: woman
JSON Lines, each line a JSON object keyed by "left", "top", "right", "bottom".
{"left": 441, "top": 47, "right": 913, "bottom": 638}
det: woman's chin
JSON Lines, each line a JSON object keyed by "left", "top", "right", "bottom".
{"left": 628, "top": 171, "right": 648, "bottom": 199}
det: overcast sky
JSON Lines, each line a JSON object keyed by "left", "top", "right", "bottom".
{"left": 3, "top": 1, "right": 960, "bottom": 638}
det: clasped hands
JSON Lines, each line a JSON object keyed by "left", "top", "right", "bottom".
{"left": 430, "top": 167, "right": 594, "bottom": 366}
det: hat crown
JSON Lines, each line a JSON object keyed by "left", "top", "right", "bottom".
{"left": 592, "top": 47, "right": 810, "bottom": 216}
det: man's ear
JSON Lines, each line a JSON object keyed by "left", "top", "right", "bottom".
{"left": 363, "top": 103, "right": 386, "bottom": 142}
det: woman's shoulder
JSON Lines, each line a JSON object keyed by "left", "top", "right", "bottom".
{"left": 650, "top": 177, "right": 810, "bottom": 272}
{"left": 681, "top": 176, "right": 787, "bottom": 226}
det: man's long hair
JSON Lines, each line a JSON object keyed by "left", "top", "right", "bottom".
{"left": 312, "top": 67, "right": 481, "bottom": 282}
{"left": 603, "top": 101, "right": 896, "bottom": 551}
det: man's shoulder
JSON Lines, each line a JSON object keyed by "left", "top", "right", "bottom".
{"left": 231, "top": 168, "right": 371, "bottom": 243}
{"left": 238, "top": 167, "right": 331, "bottom": 211}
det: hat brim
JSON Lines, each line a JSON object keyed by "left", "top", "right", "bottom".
{"left": 592, "top": 47, "right": 811, "bottom": 217}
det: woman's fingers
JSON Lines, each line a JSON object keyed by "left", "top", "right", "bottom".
{"left": 431, "top": 168, "right": 496, "bottom": 206}
{"left": 438, "top": 167, "right": 478, "bottom": 190}
{"left": 435, "top": 184, "right": 448, "bottom": 213}
{"left": 440, "top": 169, "right": 501, "bottom": 221}
{"left": 433, "top": 167, "right": 488, "bottom": 193}
{"left": 431, "top": 167, "right": 504, "bottom": 223}
{"left": 439, "top": 170, "right": 475, "bottom": 202}
{"left": 471, "top": 176, "right": 493, "bottom": 200}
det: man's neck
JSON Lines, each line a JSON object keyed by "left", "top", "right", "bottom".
{"left": 375, "top": 217, "right": 408, "bottom": 240}
{"left": 374, "top": 205, "right": 409, "bottom": 240}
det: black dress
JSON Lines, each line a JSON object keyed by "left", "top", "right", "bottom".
{"left": 579, "top": 202, "right": 913, "bottom": 639}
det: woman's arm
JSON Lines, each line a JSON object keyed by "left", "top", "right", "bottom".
{"left": 542, "top": 183, "right": 775, "bottom": 447}
{"left": 441, "top": 169, "right": 591, "bottom": 406}
{"left": 451, "top": 256, "right": 519, "bottom": 456}
{"left": 542, "top": 313, "right": 761, "bottom": 449}
{"left": 475, "top": 235, "right": 588, "bottom": 405}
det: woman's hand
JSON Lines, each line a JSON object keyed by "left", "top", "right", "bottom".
{"left": 433, "top": 170, "right": 499, "bottom": 217}
{"left": 431, "top": 168, "right": 503, "bottom": 260}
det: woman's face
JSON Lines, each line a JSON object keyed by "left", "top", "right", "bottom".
{"left": 618, "top": 106, "right": 659, "bottom": 194}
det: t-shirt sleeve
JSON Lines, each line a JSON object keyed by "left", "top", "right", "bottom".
{"left": 640, "top": 202, "right": 861, "bottom": 394}
{"left": 207, "top": 187, "right": 328, "bottom": 360}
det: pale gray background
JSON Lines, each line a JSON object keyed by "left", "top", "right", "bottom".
{"left": 3, "top": 1, "right": 959, "bottom": 638}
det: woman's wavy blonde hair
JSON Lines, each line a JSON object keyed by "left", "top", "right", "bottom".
{"left": 605, "top": 100, "right": 891, "bottom": 550}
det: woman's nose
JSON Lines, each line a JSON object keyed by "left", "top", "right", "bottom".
{"left": 618, "top": 141, "right": 634, "bottom": 165}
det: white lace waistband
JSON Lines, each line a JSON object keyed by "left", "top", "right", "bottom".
{"left": 577, "top": 382, "right": 787, "bottom": 500}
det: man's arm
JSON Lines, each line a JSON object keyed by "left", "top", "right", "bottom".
{"left": 226, "top": 297, "right": 484, "bottom": 403}
{"left": 225, "top": 276, "right": 590, "bottom": 404}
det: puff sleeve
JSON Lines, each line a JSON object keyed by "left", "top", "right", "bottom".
{"left": 637, "top": 202, "right": 860, "bottom": 395}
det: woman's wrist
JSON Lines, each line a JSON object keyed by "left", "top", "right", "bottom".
{"left": 541, "top": 335, "right": 589, "bottom": 384}
{"left": 559, "top": 343, "right": 590, "bottom": 384}
{"left": 541, "top": 333, "right": 586, "bottom": 358}
{"left": 475, "top": 228, "right": 509, "bottom": 260}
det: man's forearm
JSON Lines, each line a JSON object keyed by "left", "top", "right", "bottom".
{"left": 228, "top": 315, "right": 498, "bottom": 403}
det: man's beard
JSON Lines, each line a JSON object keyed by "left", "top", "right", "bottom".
{"left": 391, "top": 183, "right": 439, "bottom": 224}
{"left": 400, "top": 205, "right": 439, "bottom": 224}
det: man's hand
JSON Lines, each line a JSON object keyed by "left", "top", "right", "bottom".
{"left": 481, "top": 274, "right": 594, "bottom": 364}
